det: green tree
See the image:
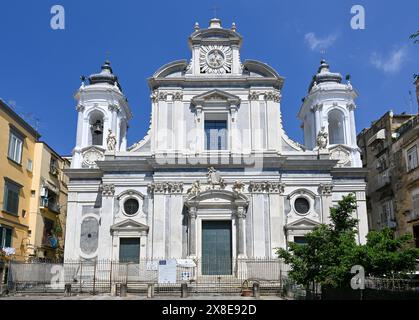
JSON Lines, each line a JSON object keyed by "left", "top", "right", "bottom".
{"left": 277, "top": 194, "right": 359, "bottom": 289}
{"left": 359, "top": 228, "right": 419, "bottom": 278}
{"left": 277, "top": 194, "right": 419, "bottom": 289}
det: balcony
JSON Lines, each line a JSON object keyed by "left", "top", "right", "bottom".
{"left": 40, "top": 196, "right": 61, "bottom": 214}
{"left": 375, "top": 169, "right": 391, "bottom": 190}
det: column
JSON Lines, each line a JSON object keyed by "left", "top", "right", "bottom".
{"left": 236, "top": 206, "right": 247, "bottom": 258}
{"left": 75, "top": 104, "right": 85, "bottom": 148}
{"left": 230, "top": 105, "right": 240, "bottom": 154}
{"left": 195, "top": 106, "right": 204, "bottom": 153}
{"left": 188, "top": 207, "right": 197, "bottom": 258}
{"left": 98, "top": 184, "right": 115, "bottom": 260}
{"left": 356, "top": 191, "right": 368, "bottom": 244}
{"left": 348, "top": 104, "right": 357, "bottom": 147}
{"left": 319, "top": 184, "right": 333, "bottom": 224}
{"left": 314, "top": 104, "right": 322, "bottom": 136}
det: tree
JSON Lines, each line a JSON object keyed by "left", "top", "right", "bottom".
{"left": 359, "top": 228, "right": 419, "bottom": 278}
{"left": 277, "top": 194, "right": 419, "bottom": 289}
{"left": 277, "top": 194, "right": 360, "bottom": 289}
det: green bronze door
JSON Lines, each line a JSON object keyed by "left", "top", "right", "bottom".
{"left": 119, "top": 238, "right": 140, "bottom": 263}
{"left": 202, "top": 220, "right": 232, "bottom": 275}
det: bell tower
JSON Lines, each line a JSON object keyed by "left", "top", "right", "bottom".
{"left": 71, "top": 61, "right": 132, "bottom": 168}
{"left": 298, "top": 60, "right": 362, "bottom": 167}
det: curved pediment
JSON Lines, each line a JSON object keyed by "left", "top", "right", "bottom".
{"left": 152, "top": 60, "right": 188, "bottom": 79}
{"left": 189, "top": 28, "right": 242, "bottom": 47}
{"left": 116, "top": 189, "right": 145, "bottom": 200}
{"left": 191, "top": 89, "right": 241, "bottom": 106}
{"left": 243, "top": 60, "right": 284, "bottom": 80}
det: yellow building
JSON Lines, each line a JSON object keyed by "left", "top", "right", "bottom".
{"left": 28, "top": 142, "right": 70, "bottom": 260}
{"left": 0, "top": 100, "right": 69, "bottom": 262}
{"left": 0, "top": 100, "right": 38, "bottom": 261}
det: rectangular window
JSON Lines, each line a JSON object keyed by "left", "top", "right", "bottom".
{"left": 27, "top": 159, "right": 33, "bottom": 172}
{"left": 379, "top": 199, "right": 395, "bottom": 228}
{"left": 0, "top": 226, "right": 13, "bottom": 248}
{"left": 407, "top": 146, "right": 418, "bottom": 171}
{"left": 8, "top": 131, "right": 23, "bottom": 164}
{"left": 205, "top": 120, "right": 227, "bottom": 150}
{"left": 3, "top": 179, "right": 22, "bottom": 215}
{"left": 293, "top": 236, "right": 308, "bottom": 245}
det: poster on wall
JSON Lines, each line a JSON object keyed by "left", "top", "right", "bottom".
{"left": 158, "top": 259, "right": 177, "bottom": 284}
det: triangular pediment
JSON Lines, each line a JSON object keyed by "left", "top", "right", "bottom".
{"left": 285, "top": 217, "right": 320, "bottom": 231}
{"left": 110, "top": 219, "right": 149, "bottom": 232}
{"left": 191, "top": 89, "right": 240, "bottom": 106}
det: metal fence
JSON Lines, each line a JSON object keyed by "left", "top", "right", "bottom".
{"left": 5, "top": 258, "right": 291, "bottom": 296}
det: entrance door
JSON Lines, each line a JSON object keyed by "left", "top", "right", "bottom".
{"left": 202, "top": 221, "right": 232, "bottom": 275}
{"left": 119, "top": 238, "right": 140, "bottom": 263}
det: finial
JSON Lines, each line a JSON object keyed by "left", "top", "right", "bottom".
{"left": 231, "top": 22, "right": 236, "bottom": 32}
{"left": 194, "top": 22, "right": 200, "bottom": 31}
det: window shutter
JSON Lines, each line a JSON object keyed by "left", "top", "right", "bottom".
{"left": 5, "top": 228, "right": 12, "bottom": 247}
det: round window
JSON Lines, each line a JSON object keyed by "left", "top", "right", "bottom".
{"left": 124, "top": 198, "right": 139, "bottom": 216}
{"left": 294, "top": 197, "right": 310, "bottom": 215}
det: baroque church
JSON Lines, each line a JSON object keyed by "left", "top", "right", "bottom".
{"left": 64, "top": 18, "right": 368, "bottom": 271}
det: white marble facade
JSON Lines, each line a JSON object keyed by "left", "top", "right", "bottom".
{"left": 64, "top": 19, "right": 368, "bottom": 262}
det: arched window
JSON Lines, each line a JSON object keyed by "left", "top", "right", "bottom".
{"left": 89, "top": 111, "right": 104, "bottom": 146}
{"left": 328, "top": 109, "right": 345, "bottom": 145}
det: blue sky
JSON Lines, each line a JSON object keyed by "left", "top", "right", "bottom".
{"left": 0, "top": 0, "right": 418, "bottom": 155}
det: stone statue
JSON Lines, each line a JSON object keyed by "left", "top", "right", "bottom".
{"left": 187, "top": 180, "right": 201, "bottom": 196}
{"left": 317, "top": 127, "right": 328, "bottom": 149}
{"left": 106, "top": 129, "right": 117, "bottom": 151}
{"left": 207, "top": 167, "right": 226, "bottom": 190}
{"left": 232, "top": 181, "right": 245, "bottom": 193}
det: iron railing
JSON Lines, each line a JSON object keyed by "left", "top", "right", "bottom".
{"left": 6, "top": 258, "right": 291, "bottom": 296}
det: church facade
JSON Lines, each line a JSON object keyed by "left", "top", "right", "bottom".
{"left": 64, "top": 19, "right": 368, "bottom": 268}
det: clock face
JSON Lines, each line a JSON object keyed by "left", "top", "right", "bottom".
{"left": 82, "top": 148, "right": 104, "bottom": 168}
{"left": 200, "top": 45, "right": 232, "bottom": 74}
